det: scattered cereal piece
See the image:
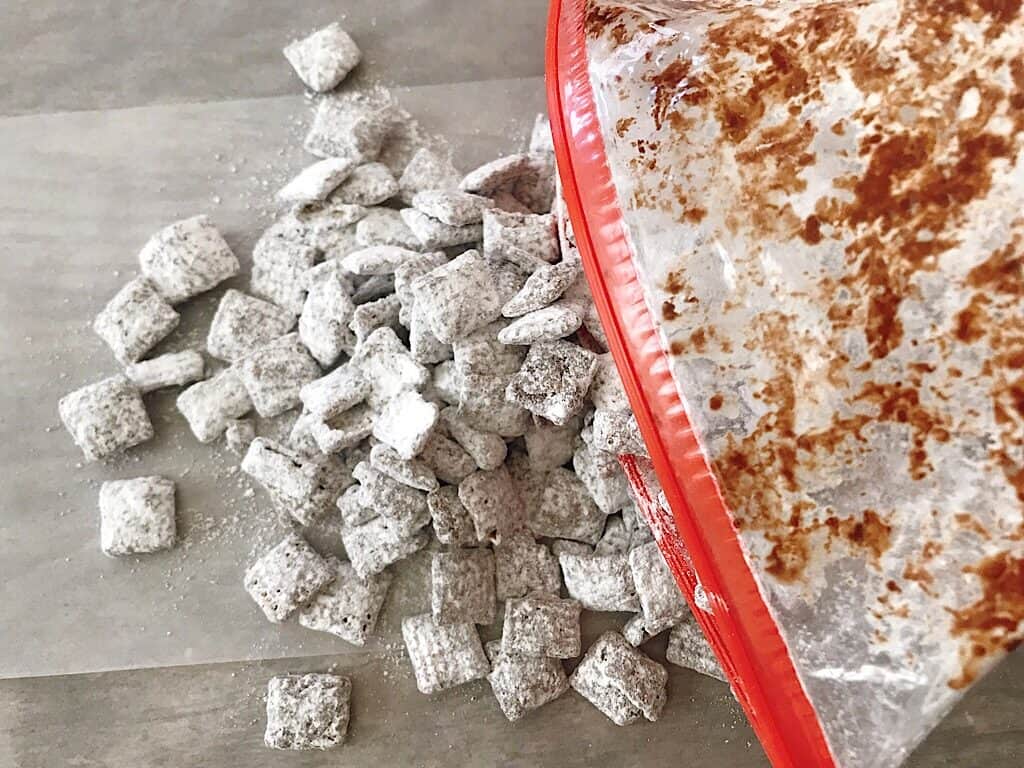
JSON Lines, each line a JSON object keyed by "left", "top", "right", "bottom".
{"left": 451, "top": 322, "right": 530, "bottom": 436}
{"left": 125, "top": 350, "right": 205, "bottom": 393}
{"left": 526, "top": 467, "right": 606, "bottom": 544}
{"left": 93, "top": 277, "right": 180, "bottom": 364}
{"left": 398, "top": 148, "right": 460, "bottom": 204}
{"left": 496, "top": 301, "right": 583, "bottom": 345}
{"left": 588, "top": 354, "right": 629, "bottom": 411}
{"left": 337, "top": 484, "right": 377, "bottom": 527}
{"left": 342, "top": 507, "right": 429, "bottom": 578}
{"left": 426, "top": 485, "right": 477, "bottom": 546}
{"left": 353, "top": 207, "right": 422, "bottom": 251}
{"left": 501, "top": 259, "right": 580, "bottom": 317}
{"left": 592, "top": 408, "right": 647, "bottom": 456}
{"left": 431, "top": 548, "right": 496, "bottom": 625}
{"left": 244, "top": 533, "right": 335, "bottom": 623}
{"left": 507, "top": 155, "right": 556, "bottom": 214}
{"left": 412, "top": 189, "right": 495, "bottom": 226}
{"left": 330, "top": 162, "right": 398, "bottom": 206}
{"left": 251, "top": 236, "right": 317, "bottom": 315}
{"left": 593, "top": 514, "right": 631, "bottom": 555}
{"left": 558, "top": 550, "right": 640, "bottom": 612}
{"left": 622, "top": 614, "right": 653, "bottom": 647}
{"left": 264, "top": 673, "right": 351, "bottom": 750}
{"left": 523, "top": 414, "right": 580, "bottom": 472}
{"left": 310, "top": 403, "right": 375, "bottom": 453}
{"left": 237, "top": 334, "right": 321, "bottom": 418}
{"left": 277, "top": 158, "right": 355, "bottom": 205}
{"left": 419, "top": 431, "right": 476, "bottom": 485}
{"left": 372, "top": 390, "right": 438, "bottom": 459}
{"left": 300, "top": 365, "right": 369, "bottom": 419}
{"left": 138, "top": 215, "right": 239, "bottom": 304}
{"left": 629, "top": 541, "right": 688, "bottom": 633}
{"left": 482, "top": 209, "right": 558, "bottom": 271}
{"left": 573, "top": 440, "right": 631, "bottom": 515}
{"left": 411, "top": 250, "right": 502, "bottom": 343}
{"left": 176, "top": 368, "right": 253, "bottom": 443}
{"left": 440, "top": 407, "right": 506, "bottom": 471}
{"left": 298, "top": 557, "right": 392, "bottom": 646}
{"left": 351, "top": 327, "right": 428, "bottom": 408}
{"left": 341, "top": 245, "right": 421, "bottom": 276}
{"left": 570, "top": 631, "right": 667, "bottom": 725}
{"left": 506, "top": 340, "right": 597, "bottom": 426}
{"left": 458, "top": 465, "right": 519, "bottom": 543}
{"left": 408, "top": 304, "right": 452, "bottom": 365}
{"left": 98, "top": 476, "right": 176, "bottom": 556}
{"left": 493, "top": 533, "right": 561, "bottom": 599}
{"left": 207, "top": 289, "right": 295, "bottom": 362}
{"left": 299, "top": 264, "right": 357, "bottom": 367}
{"left": 460, "top": 153, "right": 535, "bottom": 196}
{"left": 486, "top": 640, "right": 568, "bottom": 722}
{"left": 59, "top": 375, "right": 154, "bottom": 461}
{"left": 354, "top": 461, "right": 431, "bottom": 534}
{"left": 430, "top": 360, "right": 462, "bottom": 406}
{"left": 290, "top": 201, "right": 369, "bottom": 252}
{"left": 501, "top": 596, "right": 581, "bottom": 659}
{"left": 225, "top": 417, "right": 256, "bottom": 456}
{"left": 349, "top": 293, "right": 401, "bottom": 342}
{"left": 241, "top": 437, "right": 318, "bottom": 502}
{"left": 304, "top": 91, "right": 396, "bottom": 162}
{"left": 370, "top": 443, "right": 438, "bottom": 492}
{"left": 400, "top": 208, "right": 483, "bottom": 250}
{"left": 401, "top": 613, "right": 489, "bottom": 694}
{"left": 283, "top": 22, "right": 361, "bottom": 93}
{"left": 351, "top": 273, "right": 395, "bottom": 305}
{"left": 666, "top": 615, "right": 726, "bottom": 682}
{"left": 393, "top": 251, "right": 449, "bottom": 310}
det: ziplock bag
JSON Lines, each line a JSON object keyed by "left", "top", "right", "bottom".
{"left": 547, "top": 1, "right": 1024, "bottom": 766}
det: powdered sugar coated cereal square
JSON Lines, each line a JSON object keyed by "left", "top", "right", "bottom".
{"left": 138, "top": 215, "right": 239, "bottom": 304}
{"left": 400, "top": 208, "right": 482, "bottom": 250}
{"left": 526, "top": 467, "right": 606, "bottom": 545}
{"left": 304, "top": 91, "right": 395, "bottom": 163}
{"left": 341, "top": 515, "right": 429, "bottom": 578}
{"left": 237, "top": 334, "right": 321, "bottom": 418}
{"left": 570, "top": 631, "right": 667, "bottom": 724}
{"left": 399, "top": 148, "right": 460, "bottom": 204}
{"left": 401, "top": 613, "right": 489, "bottom": 695}
{"left": 482, "top": 209, "right": 558, "bottom": 272}
{"left": 426, "top": 485, "right": 477, "bottom": 546}
{"left": 125, "top": 350, "right": 205, "bottom": 394}
{"left": 494, "top": 533, "right": 561, "bottom": 600}
{"left": 299, "top": 264, "right": 357, "bottom": 367}
{"left": 283, "top": 22, "right": 361, "bottom": 93}
{"left": 431, "top": 549, "right": 496, "bottom": 626}
{"left": 98, "top": 476, "right": 176, "bottom": 556}
{"left": 458, "top": 465, "right": 519, "bottom": 543}
{"left": 411, "top": 250, "right": 502, "bottom": 343}
{"left": 330, "top": 162, "right": 398, "bottom": 206}
{"left": 264, "top": 673, "right": 351, "bottom": 750}
{"left": 486, "top": 640, "right": 568, "bottom": 722}
{"left": 93, "top": 277, "right": 179, "bottom": 364}
{"left": 501, "top": 596, "right": 581, "bottom": 659}
{"left": 298, "top": 557, "right": 392, "bottom": 646}
{"left": 207, "top": 289, "right": 295, "bottom": 363}
{"left": 251, "top": 237, "right": 317, "bottom": 315}
{"left": 355, "top": 207, "right": 423, "bottom": 250}
{"left": 628, "top": 541, "right": 689, "bottom": 633}
{"left": 506, "top": 340, "right": 597, "bottom": 426}
{"left": 371, "top": 389, "right": 438, "bottom": 460}
{"left": 558, "top": 550, "right": 639, "bottom": 613}
{"left": 244, "top": 533, "right": 335, "bottom": 623}
{"left": 59, "top": 375, "right": 154, "bottom": 461}
{"left": 176, "top": 368, "right": 252, "bottom": 443}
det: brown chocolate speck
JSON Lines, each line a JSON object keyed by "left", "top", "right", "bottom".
{"left": 801, "top": 215, "right": 823, "bottom": 244}
{"left": 662, "top": 299, "right": 679, "bottom": 321}
{"left": 948, "top": 551, "right": 1024, "bottom": 689}
{"left": 615, "top": 116, "right": 636, "bottom": 137}
{"left": 709, "top": 394, "right": 724, "bottom": 411}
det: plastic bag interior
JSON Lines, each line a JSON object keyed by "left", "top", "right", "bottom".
{"left": 581, "top": 1, "right": 1024, "bottom": 765}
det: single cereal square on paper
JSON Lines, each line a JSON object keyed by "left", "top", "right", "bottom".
{"left": 265, "top": 673, "right": 351, "bottom": 750}
{"left": 176, "top": 368, "right": 253, "bottom": 443}
{"left": 59, "top": 375, "right": 154, "bottom": 461}
{"left": 98, "top": 476, "right": 176, "bottom": 556}
{"left": 401, "top": 613, "right": 489, "bottom": 695}
{"left": 244, "top": 533, "right": 335, "bottom": 623}
{"left": 237, "top": 334, "right": 321, "bottom": 417}
{"left": 207, "top": 289, "right": 294, "bottom": 362}
{"left": 501, "top": 596, "right": 581, "bottom": 659}
{"left": 570, "top": 631, "right": 668, "bottom": 725}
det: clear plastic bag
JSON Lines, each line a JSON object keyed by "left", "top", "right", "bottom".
{"left": 547, "top": 1, "right": 1024, "bottom": 765}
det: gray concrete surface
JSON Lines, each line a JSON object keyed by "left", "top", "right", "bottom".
{"left": 0, "top": 2, "right": 1019, "bottom": 766}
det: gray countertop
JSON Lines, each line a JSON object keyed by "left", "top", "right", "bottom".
{"left": 0, "top": 2, "right": 1019, "bottom": 766}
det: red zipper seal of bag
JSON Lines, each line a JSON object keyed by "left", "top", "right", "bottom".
{"left": 546, "top": 1, "right": 836, "bottom": 765}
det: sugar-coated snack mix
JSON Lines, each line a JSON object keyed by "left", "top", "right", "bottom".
{"left": 401, "top": 613, "right": 490, "bottom": 695}
{"left": 176, "top": 368, "right": 253, "bottom": 443}
{"left": 666, "top": 615, "right": 727, "bottom": 683}
{"left": 283, "top": 22, "right": 361, "bottom": 93}
{"left": 125, "top": 350, "right": 205, "bottom": 394}
{"left": 411, "top": 189, "right": 494, "bottom": 226}
{"left": 299, "top": 263, "right": 357, "bottom": 367}
{"left": 59, "top": 375, "right": 154, "bottom": 461}
{"left": 526, "top": 467, "right": 606, "bottom": 545}
{"left": 341, "top": 515, "right": 429, "bottom": 578}
{"left": 570, "top": 631, "right": 668, "bottom": 725}
{"left": 264, "top": 673, "right": 351, "bottom": 750}
{"left": 629, "top": 541, "right": 689, "bottom": 634}
{"left": 244, "top": 533, "right": 335, "bottom": 623}
{"left": 501, "top": 596, "right": 581, "bottom": 659}
{"left": 411, "top": 250, "right": 503, "bottom": 344}
{"left": 298, "top": 557, "right": 392, "bottom": 646}
{"left": 458, "top": 465, "right": 519, "bottom": 543}
{"left": 277, "top": 158, "right": 355, "bottom": 205}
{"left": 493, "top": 533, "right": 561, "bottom": 600}
{"left": 93, "top": 277, "right": 180, "bottom": 364}
{"left": 426, "top": 485, "right": 477, "bottom": 547}
{"left": 207, "top": 289, "right": 295, "bottom": 362}
{"left": 224, "top": 417, "right": 256, "bottom": 456}
{"left": 505, "top": 340, "right": 597, "bottom": 426}
{"left": 430, "top": 548, "right": 496, "bottom": 626}
{"left": 299, "top": 364, "right": 369, "bottom": 419}
{"left": 330, "top": 162, "right": 398, "bottom": 206}
{"left": 98, "top": 476, "right": 176, "bottom": 556}
{"left": 558, "top": 550, "right": 640, "bottom": 613}
{"left": 486, "top": 640, "right": 569, "bottom": 722}
{"left": 236, "top": 334, "right": 321, "bottom": 418}
{"left": 369, "top": 442, "right": 438, "bottom": 492}
{"left": 138, "top": 215, "right": 239, "bottom": 304}
{"left": 251, "top": 237, "right": 317, "bottom": 315}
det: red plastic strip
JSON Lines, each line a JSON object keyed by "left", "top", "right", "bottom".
{"left": 545, "top": 2, "right": 837, "bottom": 766}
